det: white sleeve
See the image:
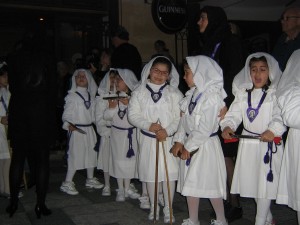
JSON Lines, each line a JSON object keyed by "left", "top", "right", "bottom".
{"left": 95, "top": 96, "right": 109, "bottom": 136}
{"left": 128, "top": 90, "right": 152, "bottom": 130}
{"left": 173, "top": 118, "right": 186, "bottom": 144}
{"left": 220, "top": 93, "right": 243, "bottom": 132}
{"left": 267, "top": 93, "right": 286, "bottom": 136}
{"left": 184, "top": 94, "right": 221, "bottom": 152}
{"left": 62, "top": 94, "right": 76, "bottom": 131}
{"left": 165, "top": 90, "right": 183, "bottom": 136}
{"left": 280, "top": 87, "right": 300, "bottom": 129}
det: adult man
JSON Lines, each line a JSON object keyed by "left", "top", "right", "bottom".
{"left": 272, "top": 6, "right": 300, "bottom": 70}
{"left": 110, "top": 26, "right": 142, "bottom": 80}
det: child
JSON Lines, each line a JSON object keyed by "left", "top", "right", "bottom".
{"left": 0, "top": 61, "right": 10, "bottom": 198}
{"left": 276, "top": 49, "right": 300, "bottom": 225}
{"left": 95, "top": 70, "right": 116, "bottom": 196}
{"left": 220, "top": 52, "right": 285, "bottom": 225}
{"left": 60, "top": 69, "right": 103, "bottom": 195}
{"left": 128, "top": 56, "right": 183, "bottom": 223}
{"left": 171, "top": 55, "right": 228, "bottom": 225}
{"left": 103, "top": 68, "right": 140, "bottom": 202}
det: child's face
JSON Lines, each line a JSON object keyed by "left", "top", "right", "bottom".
{"left": 109, "top": 73, "right": 116, "bottom": 91}
{"left": 183, "top": 64, "right": 195, "bottom": 88}
{"left": 75, "top": 71, "right": 88, "bottom": 88}
{"left": 149, "top": 63, "right": 170, "bottom": 85}
{"left": 0, "top": 72, "right": 8, "bottom": 88}
{"left": 115, "top": 75, "right": 129, "bottom": 92}
{"left": 250, "top": 61, "right": 269, "bottom": 89}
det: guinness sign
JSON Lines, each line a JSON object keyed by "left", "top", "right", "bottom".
{"left": 151, "top": 0, "right": 187, "bottom": 34}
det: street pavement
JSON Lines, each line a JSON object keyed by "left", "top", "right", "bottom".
{"left": 0, "top": 150, "right": 298, "bottom": 225}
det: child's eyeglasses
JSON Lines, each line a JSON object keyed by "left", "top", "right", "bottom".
{"left": 280, "top": 16, "right": 300, "bottom": 21}
{"left": 150, "top": 67, "right": 169, "bottom": 76}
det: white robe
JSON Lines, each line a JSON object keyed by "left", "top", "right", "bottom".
{"left": 220, "top": 88, "right": 285, "bottom": 199}
{"left": 174, "top": 88, "right": 226, "bottom": 199}
{"left": 95, "top": 94, "right": 112, "bottom": 172}
{"left": 0, "top": 87, "right": 10, "bottom": 159}
{"left": 62, "top": 87, "right": 97, "bottom": 170}
{"left": 128, "top": 82, "right": 183, "bottom": 182}
{"left": 276, "top": 87, "right": 300, "bottom": 210}
{"left": 104, "top": 101, "right": 138, "bottom": 179}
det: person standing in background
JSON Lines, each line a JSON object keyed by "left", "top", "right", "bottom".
{"left": 272, "top": 6, "right": 300, "bottom": 71}
{"left": 110, "top": 26, "right": 142, "bottom": 80}
{"left": 6, "top": 25, "right": 57, "bottom": 218}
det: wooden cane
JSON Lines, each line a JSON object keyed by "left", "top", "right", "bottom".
{"left": 154, "top": 136, "right": 159, "bottom": 223}
{"left": 161, "top": 141, "right": 173, "bottom": 224}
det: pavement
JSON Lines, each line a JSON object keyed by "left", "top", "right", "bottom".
{"left": 0, "top": 150, "right": 298, "bottom": 225}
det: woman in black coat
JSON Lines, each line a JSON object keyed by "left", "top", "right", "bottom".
{"left": 6, "top": 26, "right": 56, "bottom": 218}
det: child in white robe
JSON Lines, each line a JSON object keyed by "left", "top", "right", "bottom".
{"left": 60, "top": 69, "right": 103, "bottom": 195}
{"left": 0, "top": 61, "right": 10, "bottom": 197}
{"left": 276, "top": 49, "right": 300, "bottom": 225}
{"left": 95, "top": 70, "right": 116, "bottom": 196}
{"left": 171, "top": 56, "right": 228, "bottom": 225}
{"left": 104, "top": 68, "right": 140, "bottom": 202}
{"left": 221, "top": 52, "right": 286, "bottom": 225}
{"left": 128, "top": 56, "right": 183, "bottom": 223}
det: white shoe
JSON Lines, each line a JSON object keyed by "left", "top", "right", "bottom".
{"left": 182, "top": 218, "right": 200, "bottom": 225}
{"left": 102, "top": 186, "right": 111, "bottom": 196}
{"left": 125, "top": 188, "right": 140, "bottom": 199}
{"left": 85, "top": 178, "right": 104, "bottom": 189}
{"left": 163, "top": 206, "right": 175, "bottom": 223}
{"left": 139, "top": 195, "right": 151, "bottom": 209}
{"left": 148, "top": 205, "right": 160, "bottom": 221}
{"left": 60, "top": 181, "right": 79, "bottom": 195}
{"left": 116, "top": 189, "right": 125, "bottom": 202}
{"left": 210, "top": 219, "right": 228, "bottom": 225}
{"left": 265, "top": 220, "right": 276, "bottom": 225}
{"left": 129, "top": 183, "right": 138, "bottom": 193}
{"left": 158, "top": 192, "right": 165, "bottom": 206}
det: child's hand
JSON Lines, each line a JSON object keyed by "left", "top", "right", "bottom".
{"left": 180, "top": 147, "right": 190, "bottom": 160}
{"left": 149, "top": 123, "right": 163, "bottom": 133}
{"left": 156, "top": 128, "right": 167, "bottom": 142}
{"left": 118, "top": 97, "right": 129, "bottom": 105}
{"left": 108, "top": 99, "right": 117, "bottom": 108}
{"left": 218, "top": 106, "right": 228, "bottom": 120}
{"left": 260, "top": 130, "right": 275, "bottom": 142}
{"left": 170, "top": 142, "right": 183, "bottom": 157}
{"left": 0, "top": 116, "right": 8, "bottom": 125}
{"left": 68, "top": 124, "right": 76, "bottom": 131}
{"left": 222, "top": 126, "right": 235, "bottom": 139}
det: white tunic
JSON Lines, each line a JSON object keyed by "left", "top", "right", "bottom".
{"left": 174, "top": 88, "right": 227, "bottom": 199}
{"left": 62, "top": 87, "right": 97, "bottom": 170}
{"left": 95, "top": 94, "right": 112, "bottom": 172}
{"left": 0, "top": 87, "right": 10, "bottom": 159}
{"left": 128, "top": 82, "right": 183, "bottom": 182}
{"left": 220, "top": 88, "right": 285, "bottom": 199}
{"left": 104, "top": 101, "right": 138, "bottom": 179}
{"left": 276, "top": 87, "right": 300, "bottom": 210}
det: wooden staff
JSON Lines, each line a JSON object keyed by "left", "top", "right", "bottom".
{"left": 154, "top": 136, "right": 159, "bottom": 223}
{"left": 161, "top": 141, "right": 173, "bottom": 224}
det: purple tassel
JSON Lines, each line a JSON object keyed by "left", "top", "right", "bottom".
{"left": 267, "top": 170, "right": 273, "bottom": 182}
{"left": 264, "top": 152, "right": 270, "bottom": 164}
{"left": 186, "top": 158, "right": 191, "bottom": 166}
{"left": 126, "top": 148, "right": 135, "bottom": 158}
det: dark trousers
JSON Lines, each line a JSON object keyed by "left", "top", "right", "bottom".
{"left": 9, "top": 145, "right": 50, "bottom": 206}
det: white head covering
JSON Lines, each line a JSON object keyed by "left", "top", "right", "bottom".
{"left": 232, "top": 52, "right": 282, "bottom": 96}
{"left": 276, "top": 49, "right": 300, "bottom": 98}
{"left": 186, "top": 55, "right": 227, "bottom": 98}
{"left": 114, "top": 68, "right": 138, "bottom": 91}
{"left": 140, "top": 56, "right": 179, "bottom": 87}
{"left": 69, "top": 69, "right": 98, "bottom": 97}
{"left": 0, "top": 61, "right": 7, "bottom": 69}
{"left": 97, "top": 71, "right": 112, "bottom": 95}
